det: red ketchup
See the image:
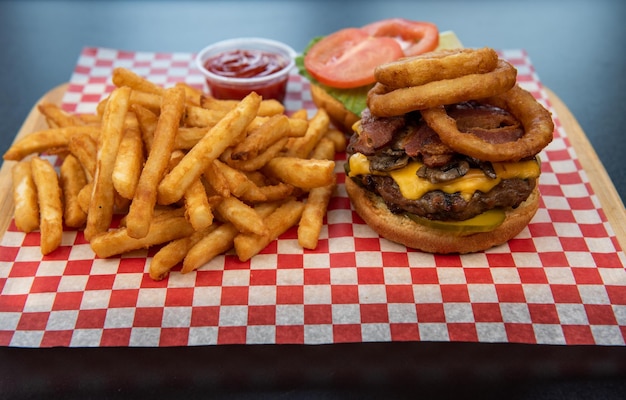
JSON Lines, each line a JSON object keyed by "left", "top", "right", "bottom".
{"left": 203, "top": 49, "right": 290, "bottom": 102}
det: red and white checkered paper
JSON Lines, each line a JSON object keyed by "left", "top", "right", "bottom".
{"left": 0, "top": 47, "right": 625, "bottom": 348}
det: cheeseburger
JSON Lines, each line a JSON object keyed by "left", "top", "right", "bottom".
{"left": 344, "top": 48, "right": 554, "bottom": 253}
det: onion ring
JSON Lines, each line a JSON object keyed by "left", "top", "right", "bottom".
{"left": 420, "top": 84, "right": 554, "bottom": 162}
{"left": 367, "top": 59, "right": 517, "bottom": 117}
{"left": 374, "top": 47, "right": 499, "bottom": 89}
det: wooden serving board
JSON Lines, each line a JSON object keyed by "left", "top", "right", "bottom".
{"left": 0, "top": 84, "right": 625, "bottom": 252}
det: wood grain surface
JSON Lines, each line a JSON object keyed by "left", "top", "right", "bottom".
{"left": 0, "top": 84, "right": 624, "bottom": 252}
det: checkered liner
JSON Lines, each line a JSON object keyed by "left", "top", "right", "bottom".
{"left": 0, "top": 47, "right": 624, "bottom": 348}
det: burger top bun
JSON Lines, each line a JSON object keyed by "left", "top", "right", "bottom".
{"left": 344, "top": 178, "right": 540, "bottom": 254}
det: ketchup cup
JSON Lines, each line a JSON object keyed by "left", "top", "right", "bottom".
{"left": 195, "top": 38, "right": 296, "bottom": 103}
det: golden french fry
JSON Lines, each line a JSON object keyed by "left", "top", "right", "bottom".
{"left": 184, "top": 105, "right": 228, "bottom": 128}
{"left": 285, "top": 108, "right": 330, "bottom": 158}
{"left": 60, "top": 154, "right": 88, "bottom": 228}
{"left": 77, "top": 113, "right": 102, "bottom": 126}
{"left": 245, "top": 115, "right": 307, "bottom": 137}
{"left": 167, "top": 149, "right": 186, "bottom": 170}
{"left": 119, "top": 205, "right": 182, "bottom": 228}
{"left": 241, "top": 170, "right": 267, "bottom": 186}
{"left": 77, "top": 181, "right": 92, "bottom": 214}
{"left": 96, "top": 97, "right": 107, "bottom": 117}
{"left": 230, "top": 114, "right": 290, "bottom": 161}
{"left": 203, "top": 160, "right": 230, "bottom": 198}
{"left": 257, "top": 182, "right": 295, "bottom": 202}
{"left": 324, "top": 128, "right": 347, "bottom": 153}
{"left": 298, "top": 180, "right": 336, "bottom": 250}
{"left": 112, "top": 67, "right": 164, "bottom": 95}
{"left": 263, "top": 157, "right": 335, "bottom": 189}
{"left": 310, "top": 136, "right": 336, "bottom": 161}
{"left": 182, "top": 223, "right": 239, "bottom": 274}
{"left": 287, "top": 118, "right": 310, "bottom": 137}
{"left": 184, "top": 177, "right": 214, "bottom": 231}
{"left": 258, "top": 99, "right": 285, "bottom": 116}
{"left": 290, "top": 108, "right": 308, "bottom": 120}
{"left": 68, "top": 132, "right": 98, "bottom": 182}
{"left": 200, "top": 95, "right": 237, "bottom": 112}
{"left": 90, "top": 213, "right": 194, "bottom": 258}
{"left": 201, "top": 96, "right": 284, "bottom": 117}
{"left": 84, "top": 86, "right": 132, "bottom": 241}
{"left": 3, "top": 126, "right": 100, "bottom": 161}
{"left": 112, "top": 128, "right": 144, "bottom": 199}
{"left": 126, "top": 85, "right": 186, "bottom": 239}
{"left": 157, "top": 92, "right": 261, "bottom": 205}
{"left": 174, "top": 126, "right": 210, "bottom": 150}
{"left": 38, "top": 102, "right": 84, "bottom": 128}
{"left": 234, "top": 198, "right": 305, "bottom": 262}
{"left": 30, "top": 157, "right": 63, "bottom": 255}
{"left": 131, "top": 104, "right": 158, "bottom": 153}
{"left": 124, "top": 113, "right": 139, "bottom": 136}
{"left": 149, "top": 224, "right": 216, "bottom": 281}
{"left": 221, "top": 137, "right": 288, "bottom": 172}
{"left": 175, "top": 82, "right": 203, "bottom": 107}
{"left": 98, "top": 89, "right": 163, "bottom": 117}
{"left": 238, "top": 170, "right": 295, "bottom": 201}
{"left": 212, "top": 159, "right": 266, "bottom": 202}
{"left": 11, "top": 160, "right": 39, "bottom": 233}
{"left": 128, "top": 90, "right": 162, "bottom": 114}
{"left": 216, "top": 196, "right": 267, "bottom": 235}
{"left": 183, "top": 201, "right": 280, "bottom": 273}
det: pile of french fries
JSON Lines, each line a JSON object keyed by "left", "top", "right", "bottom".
{"left": 4, "top": 67, "right": 345, "bottom": 280}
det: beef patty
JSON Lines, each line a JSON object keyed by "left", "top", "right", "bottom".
{"left": 352, "top": 174, "right": 536, "bottom": 221}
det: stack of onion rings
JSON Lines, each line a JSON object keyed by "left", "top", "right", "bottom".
{"left": 365, "top": 47, "right": 554, "bottom": 162}
{"left": 368, "top": 59, "right": 517, "bottom": 117}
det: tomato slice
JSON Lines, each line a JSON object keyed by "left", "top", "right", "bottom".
{"left": 304, "top": 27, "right": 403, "bottom": 89}
{"left": 362, "top": 18, "right": 439, "bottom": 56}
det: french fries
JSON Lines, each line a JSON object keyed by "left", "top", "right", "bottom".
{"left": 3, "top": 126, "right": 99, "bottom": 161}
{"left": 3, "top": 67, "right": 346, "bottom": 279}
{"left": 126, "top": 85, "right": 185, "bottom": 238}
{"left": 298, "top": 134, "right": 340, "bottom": 249}
{"left": 11, "top": 160, "right": 39, "bottom": 233}
{"left": 84, "top": 86, "right": 131, "bottom": 241}
{"left": 30, "top": 157, "right": 63, "bottom": 255}
{"left": 157, "top": 92, "right": 261, "bottom": 205}
{"left": 181, "top": 200, "right": 280, "bottom": 274}
{"left": 112, "top": 127, "right": 144, "bottom": 199}
{"left": 38, "top": 102, "right": 85, "bottom": 128}
{"left": 234, "top": 198, "right": 305, "bottom": 262}
{"left": 90, "top": 211, "right": 195, "bottom": 258}
{"left": 184, "top": 177, "right": 214, "bottom": 231}
{"left": 68, "top": 132, "right": 98, "bottom": 181}
{"left": 230, "top": 114, "right": 291, "bottom": 161}
{"left": 112, "top": 67, "right": 164, "bottom": 96}
{"left": 263, "top": 157, "right": 336, "bottom": 189}
{"left": 60, "top": 154, "right": 88, "bottom": 228}
{"left": 285, "top": 108, "right": 330, "bottom": 158}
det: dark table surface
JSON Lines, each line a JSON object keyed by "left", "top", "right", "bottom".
{"left": 1, "top": 1, "right": 625, "bottom": 399}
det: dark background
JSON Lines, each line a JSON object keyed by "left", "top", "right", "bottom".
{"left": 1, "top": 1, "right": 625, "bottom": 399}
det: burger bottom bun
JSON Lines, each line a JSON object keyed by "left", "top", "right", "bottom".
{"left": 345, "top": 178, "right": 540, "bottom": 254}
{"left": 309, "top": 83, "right": 360, "bottom": 133}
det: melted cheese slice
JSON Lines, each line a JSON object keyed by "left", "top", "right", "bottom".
{"left": 348, "top": 153, "right": 540, "bottom": 201}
